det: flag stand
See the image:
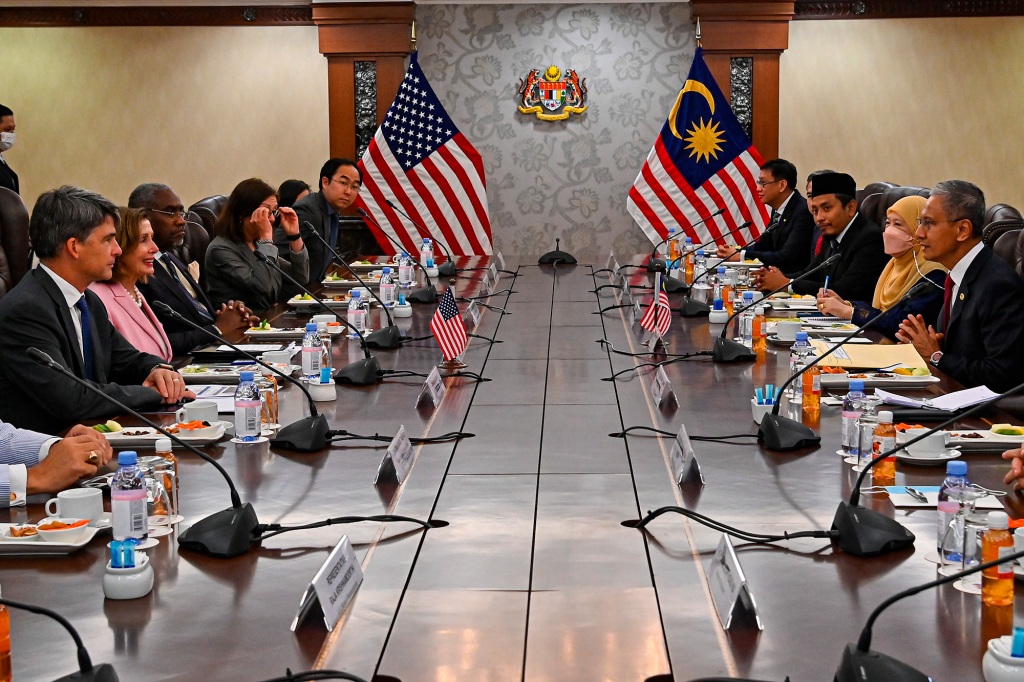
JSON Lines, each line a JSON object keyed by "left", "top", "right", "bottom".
{"left": 437, "top": 357, "right": 467, "bottom": 372}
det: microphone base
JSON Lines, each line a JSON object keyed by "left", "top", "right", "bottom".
{"left": 831, "top": 501, "right": 916, "bottom": 557}
{"left": 270, "top": 414, "right": 330, "bottom": 452}
{"left": 537, "top": 250, "right": 577, "bottom": 265}
{"left": 712, "top": 338, "right": 756, "bottom": 363}
{"left": 407, "top": 285, "right": 438, "bottom": 304}
{"left": 365, "top": 325, "right": 404, "bottom": 349}
{"left": 663, "top": 276, "right": 688, "bottom": 293}
{"left": 437, "top": 261, "right": 457, "bottom": 277}
{"left": 178, "top": 503, "right": 259, "bottom": 558}
{"left": 645, "top": 257, "right": 666, "bottom": 273}
{"left": 835, "top": 643, "right": 930, "bottom": 682}
{"left": 52, "top": 664, "right": 119, "bottom": 682}
{"left": 757, "top": 413, "right": 821, "bottom": 450}
{"left": 334, "top": 356, "right": 382, "bottom": 386}
{"left": 678, "top": 297, "right": 711, "bottom": 317}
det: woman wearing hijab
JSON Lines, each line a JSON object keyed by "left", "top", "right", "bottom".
{"left": 815, "top": 195, "right": 946, "bottom": 339}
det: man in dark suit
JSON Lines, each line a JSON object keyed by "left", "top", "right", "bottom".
{"left": 0, "top": 105, "right": 18, "bottom": 195}
{"left": 896, "top": 179, "right": 1024, "bottom": 392}
{"left": 0, "top": 186, "right": 191, "bottom": 434}
{"left": 716, "top": 158, "right": 814, "bottom": 272}
{"left": 279, "top": 158, "right": 383, "bottom": 286}
{"left": 752, "top": 171, "right": 888, "bottom": 302}
{"left": 129, "top": 183, "right": 254, "bottom": 355}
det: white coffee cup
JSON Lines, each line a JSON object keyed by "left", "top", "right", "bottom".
{"left": 311, "top": 313, "right": 337, "bottom": 326}
{"left": 776, "top": 321, "right": 801, "bottom": 342}
{"left": 351, "top": 287, "right": 370, "bottom": 301}
{"left": 176, "top": 399, "right": 219, "bottom": 424}
{"left": 45, "top": 487, "right": 103, "bottom": 522}
{"left": 261, "top": 350, "right": 293, "bottom": 365}
{"left": 904, "top": 428, "right": 951, "bottom": 457}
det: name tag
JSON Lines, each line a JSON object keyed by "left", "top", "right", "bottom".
{"left": 290, "top": 535, "right": 363, "bottom": 632}
{"left": 708, "top": 535, "right": 763, "bottom": 631}
{"left": 620, "top": 275, "right": 631, "bottom": 301}
{"left": 418, "top": 366, "right": 446, "bottom": 408}
{"left": 606, "top": 249, "right": 617, "bottom": 272}
{"left": 465, "top": 300, "right": 482, "bottom": 330}
{"left": 668, "top": 423, "right": 705, "bottom": 484}
{"left": 650, "top": 365, "right": 673, "bottom": 405}
{"left": 630, "top": 300, "right": 641, "bottom": 326}
{"left": 489, "top": 261, "right": 499, "bottom": 284}
{"left": 375, "top": 424, "right": 415, "bottom": 484}
{"left": 481, "top": 271, "right": 493, "bottom": 296}
{"left": 495, "top": 251, "right": 506, "bottom": 271}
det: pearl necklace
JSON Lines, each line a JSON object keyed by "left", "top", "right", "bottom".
{"left": 126, "top": 285, "right": 144, "bottom": 309}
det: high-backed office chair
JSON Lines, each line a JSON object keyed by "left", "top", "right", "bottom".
{"left": 856, "top": 181, "right": 898, "bottom": 206}
{"left": 859, "top": 185, "right": 929, "bottom": 229}
{"left": 187, "top": 195, "right": 227, "bottom": 240}
{"left": 984, "top": 218, "right": 1023, "bottom": 256}
{"left": 0, "top": 187, "right": 31, "bottom": 299}
{"left": 985, "top": 203, "right": 1022, "bottom": 225}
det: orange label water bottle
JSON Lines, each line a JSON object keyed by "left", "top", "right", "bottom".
{"left": 870, "top": 411, "right": 897, "bottom": 485}
{"left": 751, "top": 306, "right": 767, "bottom": 355}
{"left": 982, "top": 511, "right": 1014, "bottom": 606}
{"left": 802, "top": 364, "right": 821, "bottom": 416}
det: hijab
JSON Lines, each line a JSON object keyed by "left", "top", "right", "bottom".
{"left": 872, "top": 195, "right": 947, "bottom": 310}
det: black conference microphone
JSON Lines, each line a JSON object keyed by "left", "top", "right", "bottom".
{"left": 251, "top": 251, "right": 382, "bottom": 386}
{"left": 0, "top": 596, "right": 119, "bottom": 682}
{"left": 645, "top": 207, "right": 726, "bottom": 273}
{"left": 151, "top": 301, "right": 332, "bottom": 450}
{"left": 304, "top": 223, "right": 404, "bottom": 349}
{"left": 26, "top": 348, "right": 259, "bottom": 558}
{"left": 759, "top": 273, "right": 930, "bottom": 452}
{"left": 357, "top": 208, "right": 437, "bottom": 303}
{"left": 383, "top": 198, "right": 458, "bottom": 277}
{"left": 677, "top": 221, "right": 755, "bottom": 316}
{"left": 837, "top": 546, "right": 1024, "bottom": 680}
{"left": 711, "top": 252, "right": 841, "bottom": 363}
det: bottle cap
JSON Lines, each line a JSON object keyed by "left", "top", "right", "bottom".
{"left": 712, "top": 299, "right": 724, "bottom": 311}
{"left": 988, "top": 511, "right": 1010, "bottom": 529}
{"left": 423, "top": 238, "right": 431, "bottom": 244}
{"left": 754, "top": 305, "right": 765, "bottom": 315}
{"left": 351, "top": 290, "right": 361, "bottom": 299}
{"left": 743, "top": 291, "right": 754, "bottom": 301}
{"left": 668, "top": 228, "right": 675, "bottom": 234}
{"left": 239, "top": 371, "right": 255, "bottom": 382}
{"left": 795, "top": 331, "right": 809, "bottom": 341}
{"left": 155, "top": 437, "right": 172, "bottom": 452}
{"left": 401, "top": 251, "right": 409, "bottom": 257}
{"left": 849, "top": 379, "right": 865, "bottom": 392}
{"left": 946, "top": 461, "right": 967, "bottom": 476}
{"left": 305, "top": 322, "right": 317, "bottom": 331}
{"left": 877, "top": 411, "right": 893, "bottom": 423}
{"left": 118, "top": 451, "right": 138, "bottom": 466}
{"left": 696, "top": 249, "right": 705, "bottom": 256}
{"left": 717, "top": 266, "right": 726, "bottom": 274}
{"left": 382, "top": 266, "right": 391, "bottom": 274}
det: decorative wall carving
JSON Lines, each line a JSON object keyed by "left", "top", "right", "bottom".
{"left": 0, "top": 5, "right": 313, "bottom": 26}
{"left": 795, "top": 0, "right": 1024, "bottom": 19}
{"left": 354, "top": 61, "right": 377, "bottom": 160}
{"left": 729, "top": 57, "right": 753, "bottom": 139}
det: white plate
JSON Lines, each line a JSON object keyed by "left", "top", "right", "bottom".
{"left": 819, "top": 373, "right": 941, "bottom": 389}
{"left": 90, "top": 512, "right": 112, "bottom": 530}
{"left": 895, "top": 448, "right": 962, "bottom": 466}
{"left": 102, "top": 422, "right": 227, "bottom": 447}
{"left": 346, "top": 260, "right": 392, "bottom": 271}
{"left": 245, "top": 327, "right": 343, "bottom": 339}
{"left": 943, "top": 429, "right": 1024, "bottom": 452}
{"left": 769, "top": 298, "right": 818, "bottom": 310}
{"left": 767, "top": 334, "right": 795, "bottom": 347}
{"left": 0, "top": 523, "right": 98, "bottom": 555}
{"left": 730, "top": 260, "right": 764, "bottom": 269}
{"left": 288, "top": 296, "right": 380, "bottom": 310}
{"left": 179, "top": 363, "right": 296, "bottom": 384}
{"left": 322, "top": 276, "right": 382, "bottom": 289}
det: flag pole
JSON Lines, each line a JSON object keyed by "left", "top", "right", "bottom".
{"left": 411, "top": 20, "right": 417, "bottom": 50}
{"left": 695, "top": 17, "right": 702, "bottom": 48}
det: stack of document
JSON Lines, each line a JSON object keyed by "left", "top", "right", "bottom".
{"left": 874, "top": 385, "right": 998, "bottom": 411}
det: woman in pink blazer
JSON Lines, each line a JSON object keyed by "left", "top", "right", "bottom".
{"left": 89, "top": 208, "right": 174, "bottom": 361}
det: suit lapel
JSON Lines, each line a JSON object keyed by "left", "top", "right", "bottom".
{"left": 947, "top": 248, "right": 989, "bottom": 334}
{"left": 34, "top": 269, "right": 88, "bottom": 377}
{"left": 163, "top": 251, "right": 214, "bottom": 313}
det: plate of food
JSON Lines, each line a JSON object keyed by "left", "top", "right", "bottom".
{"left": 322, "top": 273, "right": 382, "bottom": 289}
{"left": 731, "top": 259, "right": 764, "bottom": 269}
{"left": 345, "top": 259, "right": 392, "bottom": 272}
{"left": 925, "top": 426, "right": 1024, "bottom": 452}
{"left": 179, "top": 363, "right": 296, "bottom": 383}
{"left": 98, "top": 421, "right": 227, "bottom": 447}
{"left": 819, "top": 367, "right": 940, "bottom": 389}
{"left": 0, "top": 522, "right": 99, "bottom": 555}
{"left": 769, "top": 294, "right": 818, "bottom": 310}
{"left": 287, "top": 293, "right": 379, "bottom": 309}
{"left": 245, "top": 323, "right": 343, "bottom": 339}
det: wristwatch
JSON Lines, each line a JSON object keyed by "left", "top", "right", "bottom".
{"left": 929, "top": 351, "right": 943, "bottom": 367}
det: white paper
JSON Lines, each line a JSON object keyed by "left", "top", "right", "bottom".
{"left": 190, "top": 384, "right": 238, "bottom": 412}
{"left": 875, "top": 385, "right": 999, "bottom": 411}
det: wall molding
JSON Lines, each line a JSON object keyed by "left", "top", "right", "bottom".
{"left": 0, "top": 5, "right": 313, "bottom": 26}
{"left": 795, "top": 0, "right": 1024, "bottom": 19}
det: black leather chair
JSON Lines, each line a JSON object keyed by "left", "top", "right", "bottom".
{"left": 856, "top": 181, "right": 898, "bottom": 206}
{"left": 187, "top": 195, "right": 227, "bottom": 240}
{"left": 858, "top": 185, "right": 929, "bottom": 229}
{"left": 0, "top": 187, "right": 30, "bottom": 299}
{"left": 985, "top": 203, "right": 1022, "bottom": 226}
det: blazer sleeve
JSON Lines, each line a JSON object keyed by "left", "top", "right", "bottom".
{"left": 746, "top": 205, "right": 815, "bottom": 273}
{"left": 849, "top": 272, "right": 945, "bottom": 340}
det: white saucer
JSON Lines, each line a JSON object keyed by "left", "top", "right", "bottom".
{"left": 231, "top": 436, "right": 269, "bottom": 445}
{"left": 147, "top": 525, "right": 173, "bottom": 538}
{"left": 767, "top": 334, "right": 795, "bottom": 347}
{"left": 89, "top": 512, "right": 112, "bottom": 530}
{"left": 895, "top": 449, "right": 962, "bottom": 466}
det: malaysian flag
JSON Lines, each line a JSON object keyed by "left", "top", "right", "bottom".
{"left": 430, "top": 288, "right": 469, "bottom": 362}
{"left": 627, "top": 48, "right": 768, "bottom": 248}
{"left": 639, "top": 275, "right": 672, "bottom": 337}
{"left": 356, "top": 52, "right": 492, "bottom": 257}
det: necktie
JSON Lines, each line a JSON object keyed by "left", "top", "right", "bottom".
{"left": 163, "top": 254, "right": 213, "bottom": 322}
{"left": 942, "top": 275, "right": 954, "bottom": 332}
{"left": 328, "top": 213, "right": 340, "bottom": 248}
{"left": 75, "top": 296, "right": 96, "bottom": 381}
{"left": 814, "top": 234, "right": 824, "bottom": 256}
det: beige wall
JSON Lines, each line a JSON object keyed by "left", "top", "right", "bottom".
{"left": 780, "top": 17, "right": 1024, "bottom": 208}
{"left": 0, "top": 25, "right": 329, "bottom": 208}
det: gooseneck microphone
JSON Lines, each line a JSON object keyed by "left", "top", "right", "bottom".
{"left": 304, "top": 223, "right": 404, "bottom": 349}
{"left": 357, "top": 208, "right": 437, "bottom": 303}
{"left": 151, "top": 301, "right": 333, "bottom": 450}
{"left": 711, "top": 252, "right": 841, "bottom": 363}
{"left": 645, "top": 207, "right": 726, "bottom": 273}
{"left": 759, "top": 274, "right": 928, "bottom": 451}
{"left": 27, "top": 347, "right": 258, "bottom": 558}
{"left": 251, "top": 251, "right": 382, "bottom": 386}
{"left": 0, "top": 596, "right": 119, "bottom": 682}
{"left": 676, "top": 221, "right": 755, "bottom": 316}
{"left": 383, "top": 198, "right": 457, "bottom": 277}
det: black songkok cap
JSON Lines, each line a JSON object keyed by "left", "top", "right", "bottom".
{"left": 810, "top": 172, "right": 856, "bottom": 199}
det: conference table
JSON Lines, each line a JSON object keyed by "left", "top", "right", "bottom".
{"left": 3, "top": 255, "right": 1023, "bottom": 682}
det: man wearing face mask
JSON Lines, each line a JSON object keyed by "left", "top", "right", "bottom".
{"left": 815, "top": 195, "right": 946, "bottom": 339}
{"left": 0, "top": 105, "right": 18, "bottom": 195}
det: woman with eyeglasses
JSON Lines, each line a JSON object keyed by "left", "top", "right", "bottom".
{"left": 205, "top": 178, "right": 308, "bottom": 312}
{"left": 815, "top": 195, "right": 946, "bottom": 339}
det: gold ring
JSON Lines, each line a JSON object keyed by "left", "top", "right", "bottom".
{"left": 87, "top": 451, "right": 99, "bottom": 463}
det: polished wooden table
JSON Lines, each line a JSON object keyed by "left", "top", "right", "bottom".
{"left": 3, "top": 256, "right": 1023, "bottom": 681}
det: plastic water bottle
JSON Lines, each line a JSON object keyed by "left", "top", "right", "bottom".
{"left": 347, "top": 290, "right": 366, "bottom": 338}
{"left": 398, "top": 252, "right": 414, "bottom": 288}
{"left": 751, "top": 305, "right": 767, "bottom": 354}
{"left": 420, "top": 238, "right": 434, "bottom": 269}
{"left": 360, "top": 290, "right": 372, "bottom": 331}
{"left": 692, "top": 250, "right": 709, "bottom": 288}
{"left": 712, "top": 265, "right": 727, "bottom": 302}
{"left": 379, "top": 266, "right": 396, "bottom": 307}
{"left": 937, "top": 461, "right": 970, "bottom": 562}
{"left": 234, "top": 371, "right": 262, "bottom": 441}
{"left": 300, "top": 323, "right": 322, "bottom": 378}
{"left": 316, "top": 321, "right": 332, "bottom": 372}
{"left": 737, "top": 291, "right": 756, "bottom": 346}
{"left": 683, "top": 237, "right": 695, "bottom": 284}
{"left": 841, "top": 379, "right": 866, "bottom": 457}
{"left": 786, "top": 332, "right": 813, "bottom": 401}
{"left": 982, "top": 511, "right": 1014, "bottom": 606}
{"left": 111, "top": 451, "right": 148, "bottom": 542}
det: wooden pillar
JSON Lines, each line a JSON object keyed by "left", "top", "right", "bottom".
{"left": 689, "top": 1, "right": 795, "bottom": 161}
{"left": 312, "top": 3, "right": 414, "bottom": 159}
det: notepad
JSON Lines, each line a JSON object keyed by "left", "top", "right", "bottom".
{"left": 875, "top": 385, "right": 998, "bottom": 411}
{"left": 808, "top": 339, "right": 927, "bottom": 369}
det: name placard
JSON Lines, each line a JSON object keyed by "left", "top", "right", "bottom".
{"left": 708, "top": 535, "right": 763, "bottom": 631}
{"left": 605, "top": 249, "right": 616, "bottom": 272}
{"left": 290, "top": 535, "right": 363, "bottom": 632}
{"left": 496, "top": 251, "right": 506, "bottom": 271}
{"left": 418, "top": 366, "right": 446, "bottom": 408}
{"left": 374, "top": 425, "right": 415, "bottom": 484}
{"left": 464, "top": 300, "right": 482, "bottom": 331}
{"left": 489, "top": 261, "right": 500, "bottom": 283}
{"left": 630, "top": 300, "right": 641, "bottom": 326}
{"left": 481, "top": 271, "right": 493, "bottom": 296}
{"left": 620, "top": 275, "right": 631, "bottom": 301}
{"left": 668, "top": 423, "right": 705, "bottom": 485}
{"left": 650, "top": 365, "right": 673, "bottom": 405}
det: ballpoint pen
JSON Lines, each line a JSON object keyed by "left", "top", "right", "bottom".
{"left": 905, "top": 486, "right": 929, "bottom": 503}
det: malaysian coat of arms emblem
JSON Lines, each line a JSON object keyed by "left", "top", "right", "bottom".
{"left": 517, "top": 65, "right": 588, "bottom": 122}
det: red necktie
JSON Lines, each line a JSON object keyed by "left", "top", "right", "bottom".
{"left": 814, "top": 234, "right": 824, "bottom": 256}
{"left": 942, "top": 275, "right": 954, "bottom": 331}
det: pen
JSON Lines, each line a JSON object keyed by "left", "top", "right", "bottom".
{"left": 822, "top": 275, "right": 830, "bottom": 297}
{"left": 905, "top": 487, "right": 928, "bottom": 503}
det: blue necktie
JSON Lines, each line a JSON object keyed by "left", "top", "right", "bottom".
{"left": 329, "top": 213, "right": 339, "bottom": 248}
{"left": 75, "top": 296, "right": 96, "bottom": 381}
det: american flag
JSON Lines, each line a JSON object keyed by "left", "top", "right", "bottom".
{"left": 639, "top": 279, "right": 672, "bottom": 337}
{"left": 627, "top": 48, "right": 768, "bottom": 248}
{"left": 356, "top": 52, "right": 492, "bottom": 257}
{"left": 430, "top": 288, "right": 469, "bottom": 362}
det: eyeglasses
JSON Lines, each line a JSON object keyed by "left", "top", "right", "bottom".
{"left": 916, "top": 217, "right": 966, "bottom": 231}
{"left": 148, "top": 208, "right": 191, "bottom": 220}
{"left": 259, "top": 205, "right": 281, "bottom": 220}
{"left": 755, "top": 179, "right": 782, "bottom": 188}
{"left": 326, "top": 177, "right": 360, "bottom": 191}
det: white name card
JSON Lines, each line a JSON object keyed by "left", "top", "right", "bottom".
{"left": 630, "top": 300, "right": 641, "bottom": 326}
{"left": 605, "top": 249, "right": 616, "bottom": 272}
{"left": 418, "top": 366, "right": 446, "bottom": 408}
{"left": 668, "top": 423, "right": 705, "bottom": 485}
{"left": 481, "top": 271, "right": 493, "bottom": 296}
{"left": 489, "top": 261, "right": 499, "bottom": 283}
{"left": 375, "top": 425, "right": 415, "bottom": 484}
{"left": 650, "top": 365, "right": 673, "bottom": 405}
{"left": 496, "top": 251, "right": 506, "bottom": 271}
{"left": 464, "top": 300, "right": 482, "bottom": 330}
{"left": 290, "top": 535, "right": 363, "bottom": 632}
{"left": 708, "top": 535, "right": 763, "bottom": 631}
{"left": 620, "top": 275, "right": 631, "bottom": 301}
